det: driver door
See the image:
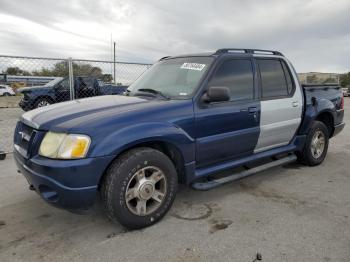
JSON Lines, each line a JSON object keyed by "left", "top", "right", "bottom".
{"left": 194, "top": 58, "right": 260, "bottom": 167}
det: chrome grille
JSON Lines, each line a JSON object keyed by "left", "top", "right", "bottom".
{"left": 14, "top": 121, "right": 36, "bottom": 158}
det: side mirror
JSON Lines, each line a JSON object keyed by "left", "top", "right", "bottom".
{"left": 202, "top": 86, "right": 230, "bottom": 103}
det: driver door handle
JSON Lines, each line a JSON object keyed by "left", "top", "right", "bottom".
{"left": 248, "top": 107, "right": 258, "bottom": 114}
{"left": 248, "top": 107, "right": 259, "bottom": 122}
{"left": 292, "top": 101, "right": 299, "bottom": 107}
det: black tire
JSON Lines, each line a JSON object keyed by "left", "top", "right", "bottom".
{"left": 3, "top": 92, "right": 11, "bottom": 96}
{"left": 101, "top": 147, "right": 178, "bottom": 229}
{"left": 298, "top": 121, "right": 329, "bottom": 166}
{"left": 34, "top": 98, "right": 52, "bottom": 108}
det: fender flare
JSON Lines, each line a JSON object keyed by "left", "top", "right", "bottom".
{"left": 299, "top": 98, "right": 336, "bottom": 135}
{"left": 89, "top": 122, "right": 195, "bottom": 163}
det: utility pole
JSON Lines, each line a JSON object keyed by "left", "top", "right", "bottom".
{"left": 113, "top": 42, "right": 116, "bottom": 84}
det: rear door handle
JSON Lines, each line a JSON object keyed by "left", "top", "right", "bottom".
{"left": 292, "top": 101, "right": 299, "bottom": 107}
{"left": 248, "top": 107, "right": 259, "bottom": 122}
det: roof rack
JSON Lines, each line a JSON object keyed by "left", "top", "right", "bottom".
{"left": 215, "top": 48, "right": 283, "bottom": 56}
{"left": 159, "top": 56, "right": 171, "bottom": 61}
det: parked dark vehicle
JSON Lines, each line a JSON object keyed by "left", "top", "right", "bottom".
{"left": 14, "top": 49, "right": 345, "bottom": 229}
{"left": 99, "top": 83, "right": 128, "bottom": 96}
{"left": 18, "top": 76, "right": 127, "bottom": 111}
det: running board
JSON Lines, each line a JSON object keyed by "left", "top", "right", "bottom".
{"left": 191, "top": 154, "right": 297, "bottom": 191}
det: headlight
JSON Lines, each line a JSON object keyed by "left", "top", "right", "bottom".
{"left": 39, "top": 132, "right": 91, "bottom": 159}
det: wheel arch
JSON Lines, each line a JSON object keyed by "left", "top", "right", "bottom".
{"left": 98, "top": 140, "right": 187, "bottom": 191}
{"left": 298, "top": 100, "right": 336, "bottom": 137}
{"left": 315, "top": 111, "right": 334, "bottom": 137}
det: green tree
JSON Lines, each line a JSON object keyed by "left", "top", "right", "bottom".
{"left": 32, "top": 61, "right": 69, "bottom": 77}
{"left": 306, "top": 74, "right": 319, "bottom": 84}
{"left": 3, "top": 67, "right": 31, "bottom": 76}
{"left": 101, "top": 74, "right": 113, "bottom": 82}
{"left": 32, "top": 61, "right": 107, "bottom": 79}
{"left": 323, "top": 77, "right": 337, "bottom": 84}
{"left": 340, "top": 72, "right": 350, "bottom": 87}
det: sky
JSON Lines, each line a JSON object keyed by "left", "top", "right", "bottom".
{"left": 0, "top": 0, "right": 349, "bottom": 73}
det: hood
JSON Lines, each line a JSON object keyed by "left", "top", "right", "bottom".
{"left": 18, "top": 85, "right": 53, "bottom": 93}
{"left": 21, "top": 95, "right": 167, "bottom": 131}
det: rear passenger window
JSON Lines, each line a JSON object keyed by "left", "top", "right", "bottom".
{"left": 258, "top": 59, "right": 290, "bottom": 98}
{"left": 209, "top": 59, "right": 254, "bottom": 101}
{"left": 281, "top": 61, "right": 294, "bottom": 94}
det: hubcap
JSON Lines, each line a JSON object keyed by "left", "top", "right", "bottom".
{"left": 125, "top": 166, "right": 167, "bottom": 216}
{"left": 37, "top": 100, "right": 50, "bottom": 107}
{"left": 310, "top": 130, "right": 325, "bottom": 159}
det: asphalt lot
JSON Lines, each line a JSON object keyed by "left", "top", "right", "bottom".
{"left": 0, "top": 99, "right": 349, "bottom": 262}
{"left": 0, "top": 107, "right": 22, "bottom": 152}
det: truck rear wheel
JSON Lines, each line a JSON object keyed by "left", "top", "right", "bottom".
{"left": 298, "top": 121, "right": 329, "bottom": 166}
{"left": 101, "top": 147, "right": 178, "bottom": 229}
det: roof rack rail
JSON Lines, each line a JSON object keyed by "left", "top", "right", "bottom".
{"left": 159, "top": 56, "right": 171, "bottom": 61}
{"left": 215, "top": 48, "right": 284, "bottom": 56}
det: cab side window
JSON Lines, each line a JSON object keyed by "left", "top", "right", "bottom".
{"left": 209, "top": 59, "right": 254, "bottom": 102}
{"left": 257, "top": 59, "right": 294, "bottom": 99}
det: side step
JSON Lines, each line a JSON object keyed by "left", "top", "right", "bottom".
{"left": 191, "top": 154, "right": 297, "bottom": 191}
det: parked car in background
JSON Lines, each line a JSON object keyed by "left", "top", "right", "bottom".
{"left": 0, "top": 85, "right": 15, "bottom": 96}
{"left": 99, "top": 83, "right": 128, "bottom": 95}
{"left": 17, "top": 77, "right": 128, "bottom": 111}
{"left": 342, "top": 87, "right": 349, "bottom": 97}
{"left": 14, "top": 48, "right": 345, "bottom": 229}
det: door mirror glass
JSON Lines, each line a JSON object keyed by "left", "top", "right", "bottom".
{"left": 202, "top": 86, "right": 230, "bottom": 103}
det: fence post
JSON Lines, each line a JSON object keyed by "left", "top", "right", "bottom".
{"left": 68, "top": 57, "right": 74, "bottom": 100}
{"left": 113, "top": 42, "right": 116, "bottom": 84}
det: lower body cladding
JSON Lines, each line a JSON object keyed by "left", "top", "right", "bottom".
{"left": 14, "top": 150, "right": 115, "bottom": 210}
{"left": 333, "top": 122, "right": 345, "bottom": 137}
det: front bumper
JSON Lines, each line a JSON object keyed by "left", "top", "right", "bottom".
{"left": 14, "top": 149, "right": 115, "bottom": 210}
{"left": 333, "top": 122, "right": 345, "bottom": 137}
{"left": 19, "top": 98, "right": 33, "bottom": 111}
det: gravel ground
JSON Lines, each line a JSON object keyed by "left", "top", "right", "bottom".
{"left": 0, "top": 98, "right": 349, "bottom": 262}
{"left": 0, "top": 107, "right": 22, "bottom": 152}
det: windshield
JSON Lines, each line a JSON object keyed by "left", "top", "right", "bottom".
{"left": 44, "top": 77, "right": 64, "bottom": 87}
{"left": 128, "top": 57, "right": 213, "bottom": 99}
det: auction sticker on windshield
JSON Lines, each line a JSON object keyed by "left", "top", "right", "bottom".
{"left": 180, "top": 63, "right": 206, "bottom": 71}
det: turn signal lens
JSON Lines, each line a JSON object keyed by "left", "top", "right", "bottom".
{"left": 58, "top": 135, "right": 91, "bottom": 159}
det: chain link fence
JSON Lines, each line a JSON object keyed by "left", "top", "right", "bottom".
{"left": 0, "top": 55, "right": 151, "bottom": 153}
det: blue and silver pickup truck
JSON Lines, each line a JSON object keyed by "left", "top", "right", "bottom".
{"left": 13, "top": 49, "right": 345, "bottom": 229}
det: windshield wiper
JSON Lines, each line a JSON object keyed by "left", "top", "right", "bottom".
{"left": 136, "top": 88, "right": 170, "bottom": 100}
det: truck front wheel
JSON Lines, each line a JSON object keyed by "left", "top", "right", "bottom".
{"left": 34, "top": 98, "right": 52, "bottom": 108}
{"left": 101, "top": 147, "right": 178, "bottom": 229}
{"left": 298, "top": 121, "right": 329, "bottom": 166}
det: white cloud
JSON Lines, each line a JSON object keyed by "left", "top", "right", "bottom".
{"left": 0, "top": 0, "right": 349, "bottom": 72}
